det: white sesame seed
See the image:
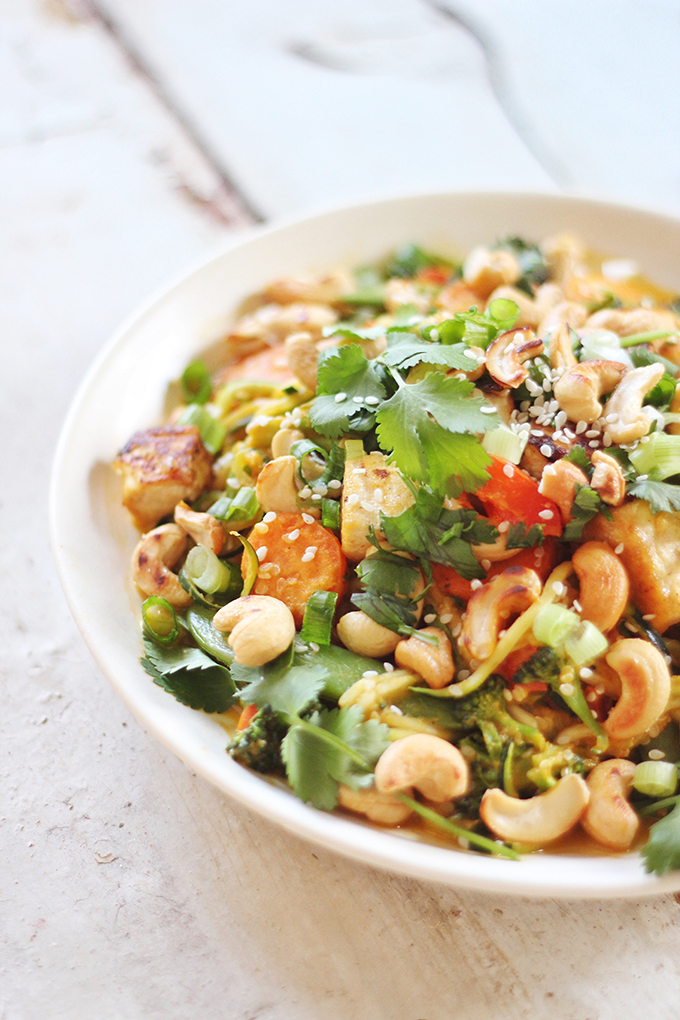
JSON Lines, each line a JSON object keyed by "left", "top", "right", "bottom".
{"left": 253, "top": 522, "right": 269, "bottom": 534}
{"left": 311, "top": 493, "right": 322, "bottom": 501}
{"left": 625, "top": 621, "right": 637, "bottom": 632}
{"left": 579, "top": 666, "right": 593, "bottom": 679}
{"left": 374, "top": 487, "right": 384, "bottom": 503}
{"left": 555, "top": 411, "right": 568, "bottom": 429}
{"left": 614, "top": 543, "right": 624, "bottom": 555}
{"left": 255, "top": 546, "right": 268, "bottom": 562}
{"left": 451, "top": 622, "right": 462, "bottom": 637}
{"left": 364, "top": 395, "right": 380, "bottom": 406}
{"left": 552, "top": 580, "right": 565, "bottom": 595}
{"left": 263, "top": 511, "right": 277, "bottom": 523}
{"left": 591, "top": 710, "right": 599, "bottom": 719}
{"left": 530, "top": 429, "right": 544, "bottom": 438}
{"left": 636, "top": 474, "right": 648, "bottom": 482}
{"left": 497, "top": 520, "right": 510, "bottom": 534}
{"left": 480, "top": 405, "right": 497, "bottom": 414}
{"left": 588, "top": 440, "right": 600, "bottom": 448}
{"left": 352, "top": 467, "right": 367, "bottom": 475}
{"left": 360, "top": 499, "right": 375, "bottom": 512}
{"left": 503, "top": 688, "right": 513, "bottom": 702}
{"left": 595, "top": 683, "right": 605, "bottom": 695}
{"left": 539, "top": 445, "right": 553, "bottom": 458}
{"left": 440, "top": 613, "right": 453, "bottom": 624}
{"left": 559, "top": 682, "right": 575, "bottom": 697}
{"left": 585, "top": 429, "right": 600, "bottom": 438}
{"left": 299, "top": 486, "right": 312, "bottom": 499}
{"left": 642, "top": 613, "right": 656, "bottom": 621}
{"left": 334, "top": 392, "right": 347, "bottom": 403}
{"left": 362, "top": 670, "right": 379, "bottom": 678}
{"left": 603, "top": 433, "right": 613, "bottom": 447}
{"left": 383, "top": 661, "right": 395, "bottom": 672}
{"left": 648, "top": 749, "right": 666, "bottom": 760}
{"left": 347, "top": 493, "right": 359, "bottom": 506}
{"left": 573, "top": 599, "right": 582, "bottom": 613}
{"left": 463, "top": 349, "right": 478, "bottom": 360}
{"left": 390, "top": 705, "right": 403, "bottom": 716}
{"left": 309, "top": 642, "right": 319, "bottom": 652}
{"left": 606, "top": 413, "right": 619, "bottom": 423}
{"left": 327, "top": 479, "right": 342, "bottom": 489}
{"left": 227, "top": 478, "right": 240, "bottom": 489}
{"left": 302, "top": 512, "right": 315, "bottom": 524}
{"left": 542, "top": 379, "right": 552, "bottom": 393}
{"left": 470, "top": 579, "right": 483, "bottom": 590}
{"left": 352, "top": 396, "right": 364, "bottom": 404}
{"left": 424, "top": 613, "right": 436, "bottom": 624}
{"left": 575, "top": 421, "right": 588, "bottom": 434}
{"left": 312, "top": 483, "right": 328, "bottom": 496}
{"left": 503, "top": 463, "right": 515, "bottom": 478}
{"left": 284, "top": 529, "right": 300, "bottom": 542}
{"left": 539, "top": 509, "right": 554, "bottom": 520}
{"left": 586, "top": 691, "right": 597, "bottom": 703}
{"left": 563, "top": 428, "right": 576, "bottom": 439}
{"left": 301, "top": 550, "right": 316, "bottom": 562}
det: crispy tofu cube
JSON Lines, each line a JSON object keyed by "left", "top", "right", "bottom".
{"left": 114, "top": 425, "right": 213, "bottom": 532}
{"left": 585, "top": 499, "right": 680, "bottom": 632}
{"left": 341, "top": 452, "right": 414, "bottom": 562}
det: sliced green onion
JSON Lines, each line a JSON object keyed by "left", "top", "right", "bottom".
{"left": 177, "top": 404, "right": 226, "bottom": 455}
{"left": 487, "top": 297, "right": 520, "bottom": 327}
{"left": 482, "top": 424, "right": 528, "bottom": 465}
{"left": 630, "top": 432, "right": 680, "bottom": 480}
{"left": 396, "top": 794, "right": 520, "bottom": 860}
{"left": 579, "top": 329, "right": 633, "bottom": 368}
{"left": 142, "top": 596, "right": 178, "bottom": 645}
{"left": 181, "top": 360, "right": 212, "bottom": 405}
{"left": 208, "top": 486, "right": 259, "bottom": 524}
{"left": 633, "top": 760, "right": 678, "bottom": 798}
{"left": 344, "top": 439, "right": 365, "bottom": 461}
{"left": 564, "top": 620, "right": 608, "bottom": 667}
{"left": 619, "top": 330, "right": 679, "bottom": 348}
{"left": 185, "top": 546, "right": 239, "bottom": 595}
{"left": 532, "top": 604, "right": 580, "bottom": 648}
{"left": 322, "top": 498, "right": 340, "bottom": 530}
{"left": 300, "top": 590, "right": 338, "bottom": 647}
{"left": 231, "top": 531, "right": 258, "bottom": 596}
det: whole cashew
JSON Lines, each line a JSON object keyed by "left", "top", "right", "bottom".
{"left": 132, "top": 523, "right": 192, "bottom": 608}
{"left": 538, "top": 301, "right": 588, "bottom": 337}
{"left": 589, "top": 450, "right": 626, "bottom": 506}
{"left": 284, "top": 331, "right": 320, "bottom": 391}
{"left": 553, "top": 359, "right": 626, "bottom": 424}
{"left": 263, "top": 269, "right": 353, "bottom": 306}
{"left": 538, "top": 459, "right": 589, "bottom": 525}
{"left": 547, "top": 321, "right": 578, "bottom": 373}
{"left": 174, "top": 500, "right": 224, "bottom": 554}
{"left": 394, "top": 627, "right": 454, "bottom": 689}
{"left": 228, "top": 302, "right": 337, "bottom": 348}
{"left": 213, "top": 594, "right": 295, "bottom": 666}
{"left": 585, "top": 307, "right": 678, "bottom": 337}
{"left": 255, "top": 455, "right": 300, "bottom": 513}
{"left": 271, "top": 426, "right": 305, "bottom": 459}
{"left": 374, "top": 733, "right": 469, "bottom": 802}
{"left": 480, "top": 773, "right": 590, "bottom": 844}
{"left": 581, "top": 759, "right": 639, "bottom": 851}
{"left": 337, "top": 784, "right": 414, "bottom": 826}
{"left": 463, "top": 246, "right": 521, "bottom": 298}
{"left": 459, "top": 566, "right": 542, "bottom": 662}
{"left": 604, "top": 363, "right": 665, "bottom": 444}
{"left": 572, "top": 541, "right": 630, "bottom": 633}
{"left": 336, "top": 611, "right": 400, "bottom": 657}
{"left": 485, "top": 328, "right": 545, "bottom": 388}
{"left": 603, "top": 639, "right": 671, "bottom": 741}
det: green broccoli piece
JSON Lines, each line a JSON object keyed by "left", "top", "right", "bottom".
{"left": 511, "top": 646, "right": 563, "bottom": 686}
{"left": 496, "top": 236, "right": 549, "bottom": 294}
{"left": 227, "top": 705, "right": 288, "bottom": 774}
{"left": 442, "top": 674, "right": 543, "bottom": 746}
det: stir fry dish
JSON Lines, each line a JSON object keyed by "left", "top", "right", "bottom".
{"left": 114, "top": 234, "right": 680, "bottom": 873}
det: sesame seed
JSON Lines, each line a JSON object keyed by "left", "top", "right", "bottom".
{"left": 309, "top": 642, "right": 319, "bottom": 652}
{"left": 542, "top": 379, "right": 552, "bottom": 393}
{"left": 463, "top": 349, "right": 478, "bottom": 360}
{"left": 311, "top": 493, "right": 322, "bottom": 501}
{"left": 227, "top": 478, "right": 241, "bottom": 489}
{"left": 539, "top": 445, "right": 553, "bottom": 458}
{"left": 327, "top": 479, "right": 342, "bottom": 489}
{"left": 636, "top": 474, "right": 648, "bottom": 482}
{"left": 585, "top": 429, "right": 601, "bottom": 439}
{"left": 334, "top": 392, "right": 347, "bottom": 403}
{"left": 642, "top": 613, "right": 656, "bottom": 621}
{"left": 429, "top": 329, "right": 439, "bottom": 341}
{"left": 383, "top": 661, "right": 395, "bottom": 672}
{"left": 284, "top": 529, "right": 300, "bottom": 542}
{"left": 573, "top": 599, "right": 583, "bottom": 613}
{"left": 353, "top": 466, "right": 367, "bottom": 475}
{"left": 648, "top": 749, "right": 666, "bottom": 760}
{"left": 360, "top": 499, "right": 375, "bottom": 512}
{"left": 559, "top": 682, "right": 575, "bottom": 697}
{"left": 503, "top": 689, "right": 513, "bottom": 702}
{"left": 539, "top": 509, "right": 554, "bottom": 520}
{"left": 563, "top": 428, "right": 576, "bottom": 439}
{"left": 530, "top": 429, "right": 544, "bottom": 438}
{"left": 586, "top": 691, "right": 597, "bottom": 703}
{"left": 503, "top": 463, "right": 514, "bottom": 478}
{"left": 361, "top": 670, "right": 379, "bottom": 678}
{"left": 440, "top": 613, "right": 453, "bottom": 624}
{"left": 588, "top": 440, "right": 600, "bottom": 448}
{"left": 552, "top": 580, "right": 565, "bottom": 595}
{"left": 255, "top": 546, "right": 268, "bottom": 562}
{"left": 542, "top": 464, "right": 557, "bottom": 477}
{"left": 625, "top": 621, "right": 637, "bottom": 632}
{"left": 451, "top": 622, "right": 462, "bottom": 637}
{"left": 555, "top": 411, "right": 568, "bottom": 428}
{"left": 263, "top": 511, "right": 277, "bottom": 523}
{"left": 390, "top": 705, "right": 403, "bottom": 716}
{"left": 302, "top": 513, "right": 315, "bottom": 524}
{"left": 458, "top": 670, "right": 470, "bottom": 680}
{"left": 312, "top": 483, "right": 328, "bottom": 496}
{"left": 470, "top": 579, "right": 483, "bottom": 590}
{"left": 480, "top": 405, "right": 497, "bottom": 414}
{"left": 253, "top": 522, "right": 269, "bottom": 534}
{"left": 603, "top": 433, "right": 613, "bottom": 447}
{"left": 595, "top": 683, "right": 605, "bottom": 695}
{"left": 424, "top": 613, "right": 437, "bottom": 624}
{"left": 575, "top": 421, "right": 588, "bottom": 434}
{"left": 591, "top": 710, "right": 599, "bottom": 719}
{"left": 299, "top": 486, "right": 312, "bottom": 499}
{"left": 606, "top": 413, "right": 619, "bottom": 423}
{"left": 481, "top": 559, "right": 491, "bottom": 572}
{"left": 497, "top": 520, "right": 510, "bottom": 533}
{"left": 347, "top": 493, "right": 359, "bottom": 506}
{"left": 301, "top": 549, "right": 316, "bottom": 562}
{"left": 614, "top": 543, "right": 624, "bottom": 555}
{"left": 374, "top": 487, "right": 384, "bottom": 503}
{"left": 364, "top": 396, "right": 380, "bottom": 406}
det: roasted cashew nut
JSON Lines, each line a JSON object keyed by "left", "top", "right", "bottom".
{"left": 394, "top": 627, "right": 455, "bottom": 689}
{"left": 263, "top": 269, "right": 353, "bottom": 306}
{"left": 213, "top": 594, "right": 295, "bottom": 666}
{"left": 228, "top": 302, "right": 337, "bottom": 349}
{"left": 485, "top": 328, "right": 545, "bottom": 389}
{"left": 572, "top": 541, "right": 630, "bottom": 633}
{"left": 284, "top": 331, "right": 320, "bottom": 391}
{"left": 585, "top": 307, "right": 678, "bottom": 337}
{"left": 589, "top": 450, "right": 626, "bottom": 506}
{"left": 538, "top": 300, "right": 588, "bottom": 337}
{"left": 459, "top": 566, "right": 542, "bottom": 662}
{"left": 603, "top": 638, "right": 672, "bottom": 742}
{"left": 336, "top": 611, "right": 400, "bottom": 657}
{"left": 581, "top": 759, "right": 639, "bottom": 851}
{"left": 255, "top": 455, "right": 300, "bottom": 513}
{"left": 132, "top": 523, "right": 192, "bottom": 608}
{"left": 538, "top": 459, "right": 589, "bottom": 525}
{"left": 174, "top": 500, "right": 224, "bottom": 554}
{"left": 374, "top": 733, "right": 469, "bottom": 802}
{"left": 553, "top": 359, "right": 626, "bottom": 424}
{"left": 271, "top": 426, "right": 305, "bottom": 459}
{"left": 337, "top": 784, "right": 414, "bottom": 826}
{"left": 604, "top": 363, "right": 665, "bottom": 444}
{"left": 462, "top": 246, "right": 521, "bottom": 298}
{"left": 547, "top": 321, "right": 578, "bottom": 373}
{"left": 480, "top": 774, "right": 590, "bottom": 844}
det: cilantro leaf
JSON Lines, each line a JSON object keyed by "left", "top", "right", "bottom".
{"left": 562, "top": 445, "right": 592, "bottom": 476}
{"left": 497, "top": 237, "right": 549, "bottom": 294}
{"left": 628, "top": 478, "right": 680, "bottom": 514}
{"left": 355, "top": 545, "right": 421, "bottom": 598}
{"left": 384, "top": 243, "right": 450, "bottom": 279}
{"left": 310, "top": 344, "right": 387, "bottom": 438}
{"left": 641, "top": 800, "right": 680, "bottom": 876}
{"left": 437, "top": 301, "right": 520, "bottom": 349}
{"left": 505, "top": 522, "right": 545, "bottom": 551}
{"left": 351, "top": 589, "right": 419, "bottom": 636}
{"left": 383, "top": 332, "right": 474, "bottom": 372}
{"left": 281, "top": 706, "right": 390, "bottom": 810}
{"left": 562, "top": 485, "right": 611, "bottom": 540}
{"left": 376, "top": 374, "right": 497, "bottom": 491}
{"left": 232, "top": 652, "right": 327, "bottom": 717}
{"left": 381, "top": 489, "right": 497, "bottom": 579}
{"left": 141, "top": 636, "right": 236, "bottom": 713}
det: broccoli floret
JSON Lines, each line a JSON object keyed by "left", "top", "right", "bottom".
{"left": 496, "top": 236, "right": 549, "bottom": 295}
{"left": 511, "top": 646, "right": 563, "bottom": 687}
{"left": 227, "top": 705, "right": 288, "bottom": 774}
{"left": 445, "top": 674, "right": 542, "bottom": 745}
{"left": 527, "top": 745, "right": 587, "bottom": 791}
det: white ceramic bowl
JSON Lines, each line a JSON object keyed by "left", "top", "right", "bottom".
{"left": 50, "top": 191, "right": 680, "bottom": 898}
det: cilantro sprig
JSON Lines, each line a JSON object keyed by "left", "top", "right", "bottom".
{"left": 141, "top": 635, "right": 236, "bottom": 713}
{"left": 641, "top": 799, "right": 680, "bottom": 876}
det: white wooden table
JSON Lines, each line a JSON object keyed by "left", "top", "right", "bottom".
{"left": 3, "top": 2, "right": 680, "bottom": 1017}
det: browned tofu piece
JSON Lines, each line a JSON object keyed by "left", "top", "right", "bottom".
{"left": 584, "top": 499, "right": 680, "bottom": 632}
{"left": 114, "top": 425, "right": 213, "bottom": 532}
{"left": 341, "top": 452, "right": 414, "bottom": 562}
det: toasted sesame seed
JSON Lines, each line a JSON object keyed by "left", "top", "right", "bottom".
{"left": 253, "top": 522, "right": 269, "bottom": 534}
{"left": 424, "top": 613, "right": 437, "bottom": 624}
{"left": 284, "top": 529, "right": 300, "bottom": 542}
{"left": 334, "top": 392, "right": 347, "bottom": 403}
{"left": 614, "top": 543, "right": 624, "bottom": 555}
{"left": 470, "top": 579, "right": 483, "bottom": 590}
{"left": 559, "top": 682, "right": 575, "bottom": 697}
{"left": 642, "top": 613, "right": 656, "bottom": 621}
{"left": 255, "top": 546, "right": 268, "bottom": 562}
{"left": 263, "top": 511, "right": 277, "bottom": 523}
{"left": 648, "top": 749, "right": 666, "bottom": 760}
{"left": 440, "top": 613, "right": 453, "bottom": 624}
{"left": 481, "top": 559, "right": 491, "bottom": 571}
{"left": 539, "top": 509, "right": 554, "bottom": 520}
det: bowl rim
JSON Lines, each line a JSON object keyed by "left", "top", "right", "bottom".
{"left": 50, "top": 188, "right": 680, "bottom": 899}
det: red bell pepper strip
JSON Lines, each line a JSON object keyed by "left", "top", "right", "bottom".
{"left": 475, "top": 457, "right": 562, "bottom": 537}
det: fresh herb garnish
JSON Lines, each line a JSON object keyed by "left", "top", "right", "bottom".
{"left": 641, "top": 799, "right": 680, "bottom": 876}
{"left": 141, "top": 635, "right": 236, "bottom": 713}
{"left": 628, "top": 478, "right": 680, "bottom": 514}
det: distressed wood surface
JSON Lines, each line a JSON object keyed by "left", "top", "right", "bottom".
{"left": 3, "top": 2, "right": 680, "bottom": 1018}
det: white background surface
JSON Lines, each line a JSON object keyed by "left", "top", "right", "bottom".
{"left": 3, "top": 1, "right": 680, "bottom": 1017}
